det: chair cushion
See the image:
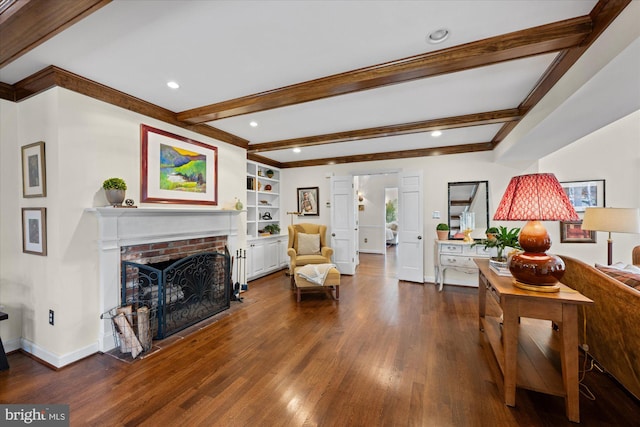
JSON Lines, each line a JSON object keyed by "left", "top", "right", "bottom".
{"left": 297, "top": 233, "right": 320, "bottom": 255}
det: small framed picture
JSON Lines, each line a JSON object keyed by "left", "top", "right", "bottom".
{"left": 297, "top": 187, "right": 319, "bottom": 216}
{"left": 560, "top": 180, "right": 605, "bottom": 212}
{"left": 560, "top": 220, "right": 596, "bottom": 244}
{"left": 22, "top": 141, "right": 47, "bottom": 198}
{"left": 22, "top": 208, "right": 47, "bottom": 255}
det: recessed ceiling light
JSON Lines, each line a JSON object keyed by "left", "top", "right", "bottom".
{"left": 431, "top": 130, "right": 443, "bottom": 137}
{"left": 427, "top": 28, "right": 450, "bottom": 44}
{"left": 167, "top": 81, "right": 180, "bottom": 89}
{"left": 249, "top": 121, "right": 258, "bottom": 127}
{"left": 293, "top": 147, "right": 301, "bottom": 153}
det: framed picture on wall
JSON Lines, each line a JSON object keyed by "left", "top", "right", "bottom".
{"left": 297, "top": 187, "right": 319, "bottom": 216}
{"left": 141, "top": 124, "right": 218, "bottom": 205}
{"left": 560, "top": 220, "right": 596, "bottom": 243}
{"left": 560, "top": 179, "right": 605, "bottom": 212}
{"left": 22, "top": 208, "right": 47, "bottom": 255}
{"left": 21, "top": 141, "right": 47, "bottom": 198}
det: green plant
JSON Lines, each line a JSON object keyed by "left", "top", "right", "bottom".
{"left": 386, "top": 199, "right": 397, "bottom": 223}
{"left": 485, "top": 227, "right": 499, "bottom": 234}
{"left": 263, "top": 223, "right": 280, "bottom": 234}
{"left": 436, "top": 223, "right": 449, "bottom": 231}
{"left": 102, "top": 177, "right": 127, "bottom": 190}
{"left": 474, "top": 226, "right": 522, "bottom": 260}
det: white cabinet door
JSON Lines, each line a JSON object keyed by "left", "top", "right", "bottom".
{"left": 265, "top": 239, "right": 279, "bottom": 270}
{"left": 278, "top": 238, "right": 289, "bottom": 267}
{"left": 248, "top": 240, "right": 265, "bottom": 279}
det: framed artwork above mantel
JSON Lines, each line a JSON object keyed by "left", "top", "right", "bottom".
{"left": 141, "top": 124, "right": 218, "bottom": 205}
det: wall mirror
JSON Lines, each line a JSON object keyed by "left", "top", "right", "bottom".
{"left": 447, "top": 181, "right": 489, "bottom": 240}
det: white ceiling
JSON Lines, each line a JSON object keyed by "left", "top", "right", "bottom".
{"left": 2, "top": 0, "right": 638, "bottom": 166}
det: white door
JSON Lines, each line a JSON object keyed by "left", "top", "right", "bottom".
{"left": 397, "top": 170, "right": 424, "bottom": 283}
{"left": 331, "top": 175, "right": 357, "bottom": 274}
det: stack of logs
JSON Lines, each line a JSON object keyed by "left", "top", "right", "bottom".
{"left": 112, "top": 305, "right": 151, "bottom": 358}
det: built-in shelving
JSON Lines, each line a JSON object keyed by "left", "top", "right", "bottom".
{"left": 246, "top": 161, "right": 281, "bottom": 239}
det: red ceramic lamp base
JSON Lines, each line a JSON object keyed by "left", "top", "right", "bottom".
{"left": 508, "top": 220, "right": 566, "bottom": 291}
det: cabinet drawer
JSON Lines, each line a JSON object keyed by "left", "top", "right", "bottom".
{"left": 440, "top": 255, "right": 476, "bottom": 269}
{"left": 474, "top": 245, "right": 491, "bottom": 256}
{"left": 440, "top": 244, "right": 463, "bottom": 254}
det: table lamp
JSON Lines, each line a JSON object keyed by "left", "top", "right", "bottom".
{"left": 581, "top": 207, "right": 640, "bottom": 265}
{"left": 493, "top": 173, "right": 578, "bottom": 292}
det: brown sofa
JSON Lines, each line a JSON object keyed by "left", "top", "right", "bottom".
{"left": 560, "top": 249, "right": 640, "bottom": 400}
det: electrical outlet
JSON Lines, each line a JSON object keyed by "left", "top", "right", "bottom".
{"left": 364, "top": 238, "right": 368, "bottom": 243}
{"left": 49, "top": 309, "right": 54, "bottom": 326}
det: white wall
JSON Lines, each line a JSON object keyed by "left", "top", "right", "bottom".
{"left": 281, "top": 110, "right": 640, "bottom": 282}
{"left": 281, "top": 151, "right": 524, "bottom": 282}
{"left": 542, "top": 110, "right": 640, "bottom": 265}
{"left": 0, "top": 88, "right": 246, "bottom": 366}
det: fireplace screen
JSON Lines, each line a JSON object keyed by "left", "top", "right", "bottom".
{"left": 122, "top": 251, "right": 230, "bottom": 339}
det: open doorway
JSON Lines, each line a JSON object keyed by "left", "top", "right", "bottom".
{"left": 355, "top": 172, "right": 399, "bottom": 275}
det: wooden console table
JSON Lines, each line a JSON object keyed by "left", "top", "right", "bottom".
{"left": 475, "top": 259, "right": 592, "bottom": 423}
{"left": 0, "top": 311, "right": 8, "bottom": 370}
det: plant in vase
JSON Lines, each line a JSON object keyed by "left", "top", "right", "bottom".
{"left": 474, "top": 226, "right": 522, "bottom": 264}
{"left": 102, "top": 177, "right": 127, "bottom": 206}
{"left": 263, "top": 223, "right": 280, "bottom": 235}
{"left": 436, "top": 223, "right": 449, "bottom": 241}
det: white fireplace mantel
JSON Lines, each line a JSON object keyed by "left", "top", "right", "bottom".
{"left": 87, "top": 207, "right": 242, "bottom": 351}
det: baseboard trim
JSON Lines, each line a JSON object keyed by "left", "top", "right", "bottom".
{"left": 20, "top": 338, "right": 99, "bottom": 369}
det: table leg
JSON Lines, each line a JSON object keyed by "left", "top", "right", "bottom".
{"left": 561, "top": 305, "right": 580, "bottom": 423}
{"left": 0, "top": 337, "right": 9, "bottom": 370}
{"left": 502, "top": 298, "right": 518, "bottom": 407}
{"left": 478, "top": 272, "right": 486, "bottom": 332}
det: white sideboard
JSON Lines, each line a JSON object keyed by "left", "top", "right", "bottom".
{"left": 434, "top": 240, "right": 493, "bottom": 291}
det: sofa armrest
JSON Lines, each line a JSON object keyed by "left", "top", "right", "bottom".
{"left": 321, "top": 247, "right": 334, "bottom": 260}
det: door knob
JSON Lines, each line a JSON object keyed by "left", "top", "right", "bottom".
{"left": 417, "top": 235, "right": 423, "bottom": 240}
{"left": 332, "top": 233, "right": 336, "bottom": 237}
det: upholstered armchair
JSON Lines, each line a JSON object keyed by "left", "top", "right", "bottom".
{"left": 287, "top": 223, "right": 334, "bottom": 282}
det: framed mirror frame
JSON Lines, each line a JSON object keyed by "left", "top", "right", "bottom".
{"left": 447, "top": 181, "right": 489, "bottom": 240}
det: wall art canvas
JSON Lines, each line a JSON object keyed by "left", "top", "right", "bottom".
{"left": 141, "top": 124, "right": 218, "bottom": 205}
{"left": 297, "top": 187, "right": 319, "bottom": 216}
{"left": 21, "top": 141, "right": 46, "bottom": 198}
{"left": 560, "top": 180, "right": 605, "bottom": 212}
{"left": 22, "top": 208, "right": 47, "bottom": 255}
{"left": 560, "top": 220, "right": 597, "bottom": 243}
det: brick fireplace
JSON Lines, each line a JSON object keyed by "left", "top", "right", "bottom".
{"left": 89, "top": 207, "right": 241, "bottom": 352}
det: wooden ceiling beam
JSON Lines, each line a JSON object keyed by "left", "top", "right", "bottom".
{"left": 492, "top": 0, "right": 631, "bottom": 146}
{"left": 248, "top": 109, "right": 521, "bottom": 153}
{"left": 177, "top": 17, "right": 592, "bottom": 124}
{"left": 0, "top": 0, "right": 111, "bottom": 68}
{"left": 280, "top": 142, "right": 493, "bottom": 168}
{"left": 11, "top": 65, "right": 249, "bottom": 148}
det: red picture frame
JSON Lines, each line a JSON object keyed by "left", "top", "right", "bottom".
{"left": 560, "top": 220, "right": 596, "bottom": 243}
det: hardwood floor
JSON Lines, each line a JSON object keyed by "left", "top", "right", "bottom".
{"left": 1, "top": 248, "right": 638, "bottom": 426}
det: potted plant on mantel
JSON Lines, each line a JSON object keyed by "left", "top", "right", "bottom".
{"left": 103, "top": 177, "right": 127, "bottom": 206}
{"left": 436, "top": 223, "right": 450, "bottom": 241}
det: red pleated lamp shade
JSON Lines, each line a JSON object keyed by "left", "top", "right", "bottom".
{"left": 494, "top": 173, "right": 579, "bottom": 222}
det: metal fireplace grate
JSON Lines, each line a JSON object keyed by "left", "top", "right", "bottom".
{"left": 121, "top": 251, "right": 230, "bottom": 339}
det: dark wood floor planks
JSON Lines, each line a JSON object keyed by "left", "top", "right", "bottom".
{"left": 1, "top": 248, "right": 638, "bottom": 426}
